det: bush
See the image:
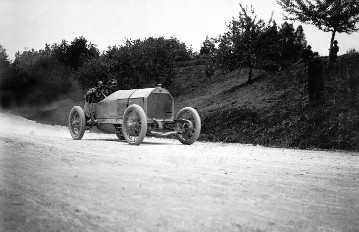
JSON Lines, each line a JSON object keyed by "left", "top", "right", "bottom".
{"left": 77, "top": 37, "right": 188, "bottom": 90}
{"left": 0, "top": 45, "right": 73, "bottom": 108}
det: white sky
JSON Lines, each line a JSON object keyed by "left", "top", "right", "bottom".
{"left": 1, "top": 0, "right": 359, "bottom": 61}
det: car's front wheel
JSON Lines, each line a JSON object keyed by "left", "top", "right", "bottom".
{"left": 122, "top": 104, "right": 147, "bottom": 145}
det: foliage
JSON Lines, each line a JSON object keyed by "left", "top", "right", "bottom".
{"left": 214, "top": 33, "right": 237, "bottom": 72}
{"left": 0, "top": 45, "right": 10, "bottom": 68}
{"left": 199, "top": 36, "right": 220, "bottom": 76}
{"left": 278, "top": 22, "right": 297, "bottom": 64}
{"left": 66, "top": 37, "right": 100, "bottom": 70}
{"left": 0, "top": 45, "right": 11, "bottom": 83}
{"left": 76, "top": 57, "right": 112, "bottom": 89}
{"left": 0, "top": 45, "right": 13, "bottom": 108}
{"left": 277, "top": 0, "right": 359, "bottom": 67}
{"left": 4, "top": 48, "right": 72, "bottom": 107}
{"left": 346, "top": 48, "right": 358, "bottom": 54}
{"left": 199, "top": 4, "right": 307, "bottom": 79}
{"left": 200, "top": 36, "right": 216, "bottom": 56}
{"left": 0, "top": 36, "right": 192, "bottom": 108}
{"left": 230, "top": 4, "right": 267, "bottom": 82}
{"left": 51, "top": 37, "right": 100, "bottom": 70}
{"left": 77, "top": 37, "right": 191, "bottom": 90}
{"left": 0, "top": 39, "right": 88, "bottom": 108}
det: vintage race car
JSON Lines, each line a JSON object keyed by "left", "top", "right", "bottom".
{"left": 68, "top": 85, "right": 201, "bottom": 145}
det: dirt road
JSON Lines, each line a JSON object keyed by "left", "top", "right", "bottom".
{"left": 0, "top": 112, "right": 358, "bottom": 232}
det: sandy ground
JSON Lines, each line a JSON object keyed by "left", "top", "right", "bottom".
{"left": 0, "top": 112, "right": 358, "bottom": 232}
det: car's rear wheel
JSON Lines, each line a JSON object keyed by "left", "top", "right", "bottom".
{"left": 176, "top": 107, "right": 201, "bottom": 145}
{"left": 122, "top": 104, "right": 147, "bottom": 145}
{"left": 68, "top": 106, "right": 86, "bottom": 140}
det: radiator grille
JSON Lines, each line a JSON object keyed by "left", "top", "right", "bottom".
{"left": 147, "top": 93, "right": 173, "bottom": 119}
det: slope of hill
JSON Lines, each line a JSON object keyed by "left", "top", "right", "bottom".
{"left": 7, "top": 53, "right": 359, "bottom": 151}
{"left": 172, "top": 54, "right": 359, "bottom": 151}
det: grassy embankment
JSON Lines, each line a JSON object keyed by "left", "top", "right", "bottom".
{"left": 173, "top": 53, "right": 359, "bottom": 150}
{"left": 11, "top": 53, "right": 359, "bottom": 150}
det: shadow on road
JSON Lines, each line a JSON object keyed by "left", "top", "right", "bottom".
{"left": 79, "top": 138, "right": 181, "bottom": 146}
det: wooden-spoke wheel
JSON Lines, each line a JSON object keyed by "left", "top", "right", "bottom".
{"left": 122, "top": 104, "right": 147, "bottom": 145}
{"left": 68, "top": 106, "right": 86, "bottom": 140}
{"left": 176, "top": 107, "right": 201, "bottom": 145}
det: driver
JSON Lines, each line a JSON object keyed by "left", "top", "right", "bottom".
{"left": 85, "top": 81, "right": 103, "bottom": 103}
{"left": 103, "top": 79, "right": 118, "bottom": 96}
{"left": 84, "top": 80, "right": 104, "bottom": 120}
{"left": 93, "top": 81, "right": 106, "bottom": 102}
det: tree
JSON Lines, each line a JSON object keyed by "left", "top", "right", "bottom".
{"left": 66, "top": 36, "right": 99, "bottom": 70}
{"left": 0, "top": 45, "right": 10, "bottom": 67}
{"left": 78, "top": 37, "right": 177, "bottom": 90}
{"left": 0, "top": 45, "right": 11, "bottom": 95}
{"left": 229, "top": 4, "right": 267, "bottom": 83}
{"left": 0, "top": 45, "right": 11, "bottom": 84}
{"left": 199, "top": 36, "right": 218, "bottom": 76}
{"left": 204, "top": 4, "right": 308, "bottom": 77}
{"left": 277, "top": 0, "right": 359, "bottom": 67}
{"left": 165, "top": 37, "right": 192, "bottom": 63}
{"left": 200, "top": 36, "right": 216, "bottom": 56}
{"left": 256, "top": 21, "right": 280, "bottom": 64}
{"left": 278, "top": 22, "right": 300, "bottom": 65}
{"left": 52, "top": 40, "right": 69, "bottom": 65}
{"left": 295, "top": 25, "right": 307, "bottom": 49}
{"left": 215, "top": 33, "right": 237, "bottom": 72}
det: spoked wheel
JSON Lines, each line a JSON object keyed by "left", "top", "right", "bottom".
{"left": 68, "top": 106, "right": 86, "bottom": 140}
{"left": 122, "top": 104, "right": 147, "bottom": 145}
{"left": 176, "top": 107, "right": 201, "bottom": 145}
{"left": 115, "top": 132, "right": 125, "bottom": 141}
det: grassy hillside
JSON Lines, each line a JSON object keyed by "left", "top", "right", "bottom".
{"left": 8, "top": 53, "right": 359, "bottom": 151}
{"left": 171, "top": 54, "right": 359, "bottom": 150}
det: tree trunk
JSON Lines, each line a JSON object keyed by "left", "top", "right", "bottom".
{"left": 328, "top": 30, "right": 336, "bottom": 68}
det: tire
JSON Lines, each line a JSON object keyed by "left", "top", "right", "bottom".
{"left": 176, "top": 107, "right": 201, "bottom": 145}
{"left": 68, "top": 106, "right": 86, "bottom": 140}
{"left": 122, "top": 104, "right": 147, "bottom": 145}
{"left": 115, "top": 133, "right": 125, "bottom": 140}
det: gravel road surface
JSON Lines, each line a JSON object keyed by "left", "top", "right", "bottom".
{"left": 0, "top": 112, "right": 358, "bottom": 232}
